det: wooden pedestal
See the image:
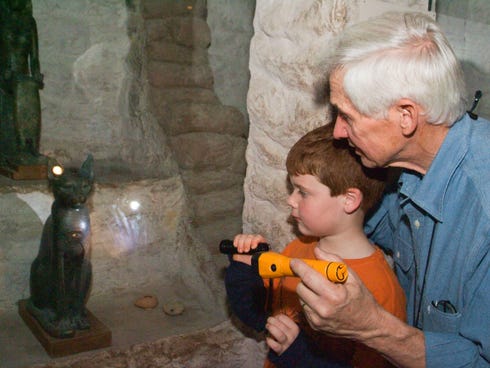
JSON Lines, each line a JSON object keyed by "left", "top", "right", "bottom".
{"left": 18, "top": 299, "right": 112, "bottom": 358}
{"left": 0, "top": 163, "right": 47, "bottom": 180}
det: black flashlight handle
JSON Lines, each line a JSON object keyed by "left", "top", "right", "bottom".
{"left": 219, "top": 239, "right": 270, "bottom": 255}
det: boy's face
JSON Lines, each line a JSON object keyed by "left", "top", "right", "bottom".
{"left": 287, "top": 174, "right": 346, "bottom": 237}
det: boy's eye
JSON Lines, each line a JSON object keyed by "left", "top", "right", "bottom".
{"left": 298, "top": 189, "right": 307, "bottom": 197}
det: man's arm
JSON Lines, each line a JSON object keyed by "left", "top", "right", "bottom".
{"left": 360, "top": 305, "right": 425, "bottom": 367}
{"left": 290, "top": 258, "right": 425, "bottom": 368}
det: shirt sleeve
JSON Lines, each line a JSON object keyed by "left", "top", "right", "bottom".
{"left": 224, "top": 259, "right": 268, "bottom": 332}
{"left": 267, "top": 329, "right": 351, "bottom": 368}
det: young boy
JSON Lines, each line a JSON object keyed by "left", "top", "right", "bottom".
{"left": 225, "top": 124, "right": 406, "bottom": 368}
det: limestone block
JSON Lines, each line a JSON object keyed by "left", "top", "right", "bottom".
{"left": 244, "top": 164, "right": 289, "bottom": 206}
{"left": 87, "top": 176, "right": 208, "bottom": 296}
{"left": 147, "top": 61, "right": 214, "bottom": 88}
{"left": 242, "top": 196, "right": 294, "bottom": 253}
{"left": 207, "top": 0, "right": 255, "bottom": 119}
{"left": 73, "top": 42, "right": 129, "bottom": 102}
{"left": 247, "top": 75, "right": 329, "bottom": 146}
{"left": 165, "top": 103, "right": 247, "bottom": 136}
{"left": 437, "top": 3, "right": 490, "bottom": 119}
{"left": 197, "top": 215, "right": 244, "bottom": 254}
{"left": 170, "top": 133, "right": 246, "bottom": 171}
{"left": 90, "top": 178, "right": 186, "bottom": 259}
{"left": 182, "top": 169, "right": 244, "bottom": 195}
{"left": 170, "top": 17, "right": 211, "bottom": 48}
{"left": 150, "top": 86, "right": 218, "bottom": 105}
{"left": 0, "top": 191, "right": 51, "bottom": 310}
{"left": 147, "top": 41, "right": 209, "bottom": 65}
{"left": 191, "top": 187, "right": 244, "bottom": 225}
{"left": 35, "top": 0, "right": 131, "bottom": 168}
{"left": 142, "top": 0, "right": 207, "bottom": 20}
{"left": 461, "top": 62, "right": 490, "bottom": 120}
{"left": 145, "top": 18, "right": 211, "bottom": 48}
{"left": 357, "top": 0, "right": 430, "bottom": 21}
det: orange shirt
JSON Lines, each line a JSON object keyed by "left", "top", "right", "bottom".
{"left": 264, "top": 238, "right": 406, "bottom": 368}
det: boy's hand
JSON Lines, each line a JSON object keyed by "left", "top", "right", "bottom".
{"left": 232, "top": 234, "right": 267, "bottom": 265}
{"left": 265, "top": 313, "right": 300, "bottom": 355}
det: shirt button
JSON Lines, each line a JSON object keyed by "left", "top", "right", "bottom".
{"left": 396, "top": 251, "right": 400, "bottom": 259}
{"left": 414, "top": 219, "right": 421, "bottom": 229}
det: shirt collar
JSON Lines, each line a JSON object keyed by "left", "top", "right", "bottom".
{"left": 398, "top": 114, "right": 471, "bottom": 222}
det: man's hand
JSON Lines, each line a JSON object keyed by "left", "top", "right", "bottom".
{"left": 290, "top": 247, "right": 425, "bottom": 368}
{"left": 290, "top": 247, "right": 381, "bottom": 338}
{"left": 266, "top": 313, "right": 300, "bottom": 355}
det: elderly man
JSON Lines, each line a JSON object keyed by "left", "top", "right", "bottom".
{"left": 291, "top": 12, "right": 490, "bottom": 368}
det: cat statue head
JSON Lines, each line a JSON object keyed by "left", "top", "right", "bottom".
{"left": 48, "top": 154, "right": 94, "bottom": 208}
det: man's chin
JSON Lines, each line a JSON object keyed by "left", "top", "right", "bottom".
{"left": 359, "top": 155, "right": 379, "bottom": 168}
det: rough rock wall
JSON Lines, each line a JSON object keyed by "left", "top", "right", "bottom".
{"left": 437, "top": 0, "right": 490, "bottom": 120}
{"left": 207, "top": 0, "right": 255, "bottom": 119}
{"left": 141, "top": 0, "right": 249, "bottom": 254}
{"left": 244, "top": 0, "right": 430, "bottom": 250}
{"left": 37, "top": 0, "right": 176, "bottom": 177}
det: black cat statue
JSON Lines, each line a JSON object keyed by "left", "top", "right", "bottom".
{"left": 27, "top": 154, "right": 94, "bottom": 338}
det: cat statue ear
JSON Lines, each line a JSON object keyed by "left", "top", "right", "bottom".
{"left": 46, "top": 154, "right": 94, "bottom": 181}
{"left": 80, "top": 154, "right": 94, "bottom": 182}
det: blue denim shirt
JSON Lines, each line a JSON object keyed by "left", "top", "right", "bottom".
{"left": 366, "top": 114, "right": 490, "bottom": 367}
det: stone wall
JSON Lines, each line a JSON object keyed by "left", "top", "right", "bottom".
{"left": 141, "top": 0, "right": 250, "bottom": 253}
{"left": 437, "top": 0, "right": 490, "bottom": 120}
{"left": 207, "top": 0, "right": 255, "bottom": 119}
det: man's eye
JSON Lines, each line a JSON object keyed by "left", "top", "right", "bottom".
{"left": 340, "top": 113, "right": 351, "bottom": 124}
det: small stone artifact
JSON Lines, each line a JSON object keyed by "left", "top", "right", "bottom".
{"left": 26, "top": 155, "right": 94, "bottom": 338}
{"left": 163, "top": 300, "right": 185, "bottom": 316}
{"left": 134, "top": 295, "right": 159, "bottom": 310}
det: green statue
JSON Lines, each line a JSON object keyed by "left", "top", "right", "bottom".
{"left": 27, "top": 155, "right": 94, "bottom": 338}
{"left": 0, "top": 0, "right": 45, "bottom": 168}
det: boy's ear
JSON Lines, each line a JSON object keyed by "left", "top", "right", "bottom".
{"left": 343, "top": 188, "right": 362, "bottom": 214}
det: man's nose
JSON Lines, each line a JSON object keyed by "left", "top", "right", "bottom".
{"left": 332, "top": 120, "right": 348, "bottom": 139}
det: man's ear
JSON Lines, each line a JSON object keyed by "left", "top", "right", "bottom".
{"left": 396, "top": 98, "right": 419, "bottom": 137}
{"left": 343, "top": 188, "right": 362, "bottom": 214}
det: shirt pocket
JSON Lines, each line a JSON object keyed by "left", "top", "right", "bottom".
{"left": 424, "top": 302, "right": 462, "bottom": 333}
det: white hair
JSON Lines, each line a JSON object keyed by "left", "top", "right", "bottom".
{"left": 329, "top": 12, "right": 467, "bottom": 126}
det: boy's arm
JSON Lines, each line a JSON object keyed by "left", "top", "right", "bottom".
{"left": 267, "top": 329, "right": 351, "bottom": 368}
{"left": 224, "top": 258, "right": 268, "bottom": 332}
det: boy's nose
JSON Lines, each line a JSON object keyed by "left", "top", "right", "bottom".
{"left": 287, "top": 192, "right": 297, "bottom": 208}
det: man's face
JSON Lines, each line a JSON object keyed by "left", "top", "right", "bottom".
{"left": 329, "top": 70, "right": 402, "bottom": 168}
